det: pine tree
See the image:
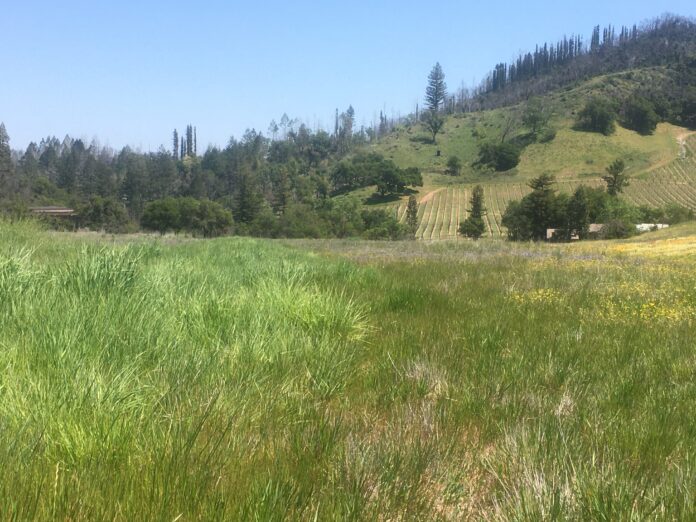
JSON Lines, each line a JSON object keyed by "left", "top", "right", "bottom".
{"left": 406, "top": 195, "right": 419, "bottom": 235}
{"left": 0, "top": 123, "right": 14, "bottom": 194}
{"left": 180, "top": 137, "right": 185, "bottom": 159}
{"left": 425, "top": 63, "right": 447, "bottom": 112}
{"left": 172, "top": 129, "right": 179, "bottom": 160}
{"left": 185, "top": 125, "right": 193, "bottom": 157}
{"left": 459, "top": 185, "right": 486, "bottom": 239}
{"left": 602, "top": 159, "right": 629, "bottom": 196}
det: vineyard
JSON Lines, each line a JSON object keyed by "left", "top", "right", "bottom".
{"left": 395, "top": 134, "right": 696, "bottom": 239}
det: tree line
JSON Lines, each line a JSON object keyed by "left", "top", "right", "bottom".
{"left": 0, "top": 115, "right": 419, "bottom": 239}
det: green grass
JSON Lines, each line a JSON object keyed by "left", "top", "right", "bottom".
{"left": 2, "top": 220, "right": 696, "bottom": 519}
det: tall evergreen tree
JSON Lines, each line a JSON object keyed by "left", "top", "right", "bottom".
{"left": 459, "top": 185, "right": 486, "bottom": 239}
{"left": 172, "top": 129, "right": 179, "bottom": 160}
{"left": 406, "top": 195, "right": 419, "bottom": 235}
{"left": 186, "top": 125, "right": 193, "bottom": 157}
{"left": 425, "top": 63, "right": 447, "bottom": 112}
{"left": 0, "top": 123, "right": 14, "bottom": 195}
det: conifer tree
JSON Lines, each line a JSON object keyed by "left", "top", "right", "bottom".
{"left": 459, "top": 185, "right": 486, "bottom": 239}
{"left": 172, "top": 129, "right": 179, "bottom": 160}
{"left": 425, "top": 63, "right": 447, "bottom": 112}
{"left": 186, "top": 125, "right": 193, "bottom": 157}
{"left": 406, "top": 195, "right": 419, "bottom": 235}
{"left": 0, "top": 123, "right": 14, "bottom": 194}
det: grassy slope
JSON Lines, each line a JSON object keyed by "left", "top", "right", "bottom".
{"left": 2, "top": 220, "right": 696, "bottom": 519}
{"left": 371, "top": 67, "right": 682, "bottom": 179}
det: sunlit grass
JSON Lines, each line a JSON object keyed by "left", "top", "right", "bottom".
{"left": 2, "top": 220, "right": 696, "bottom": 519}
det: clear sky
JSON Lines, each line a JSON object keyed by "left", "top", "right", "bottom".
{"left": 1, "top": 0, "right": 694, "bottom": 151}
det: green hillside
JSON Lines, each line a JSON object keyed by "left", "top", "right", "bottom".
{"left": 371, "top": 68, "right": 681, "bottom": 178}
{"left": 364, "top": 67, "right": 695, "bottom": 239}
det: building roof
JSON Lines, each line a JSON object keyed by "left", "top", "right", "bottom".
{"left": 29, "top": 206, "right": 76, "bottom": 216}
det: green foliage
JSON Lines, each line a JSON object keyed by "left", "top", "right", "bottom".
{"left": 141, "top": 197, "right": 233, "bottom": 237}
{"left": 0, "top": 123, "right": 14, "bottom": 196}
{"left": 76, "top": 196, "right": 131, "bottom": 233}
{"left": 330, "top": 153, "right": 421, "bottom": 196}
{"left": 598, "top": 218, "right": 636, "bottom": 239}
{"left": 522, "top": 97, "right": 550, "bottom": 136}
{"left": 405, "top": 195, "right": 419, "bottom": 235}
{"left": 360, "top": 208, "right": 409, "bottom": 240}
{"left": 502, "top": 174, "right": 565, "bottom": 240}
{"left": 477, "top": 142, "right": 521, "bottom": 171}
{"left": 576, "top": 97, "right": 617, "bottom": 135}
{"left": 422, "top": 111, "right": 445, "bottom": 144}
{"left": 425, "top": 62, "right": 447, "bottom": 112}
{"left": 621, "top": 95, "right": 659, "bottom": 135}
{"left": 445, "top": 155, "right": 462, "bottom": 176}
{"left": 459, "top": 185, "right": 487, "bottom": 239}
{"left": 3, "top": 221, "right": 696, "bottom": 518}
{"left": 602, "top": 159, "right": 629, "bottom": 196}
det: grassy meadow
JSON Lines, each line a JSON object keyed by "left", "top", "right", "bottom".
{"left": 2, "top": 220, "right": 696, "bottom": 520}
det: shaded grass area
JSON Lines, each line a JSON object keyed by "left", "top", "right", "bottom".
{"left": 2, "top": 220, "right": 696, "bottom": 519}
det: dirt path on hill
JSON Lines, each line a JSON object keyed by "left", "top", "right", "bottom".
{"left": 677, "top": 131, "right": 696, "bottom": 159}
{"left": 419, "top": 188, "right": 443, "bottom": 204}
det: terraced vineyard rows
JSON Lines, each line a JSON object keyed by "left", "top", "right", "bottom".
{"left": 623, "top": 134, "right": 696, "bottom": 210}
{"left": 392, "top": 135, "right": 696, "bottom": 239}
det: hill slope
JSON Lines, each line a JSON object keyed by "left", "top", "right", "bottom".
{"left": 367, "top": 68, "right": 696, "bottom": 239}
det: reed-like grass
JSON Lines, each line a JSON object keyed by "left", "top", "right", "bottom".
{"left": 2, "top": 220, "right": 696, "bottom": 520}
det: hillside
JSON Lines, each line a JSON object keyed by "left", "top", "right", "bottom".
{"left": 366, "top": 68, "right": 696, "bottom": 239}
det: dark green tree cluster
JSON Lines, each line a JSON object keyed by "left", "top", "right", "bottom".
{"left": 502, "top": 169, "right": 692, "bottom": 241}
{"left": 330, "top": 153, "right": 422, "bottom": 196}
{"left": 575, "top": 98, "right": 618, "bottom": 135}
{"left": 482, "top": 16, "right": 691, "bottom": 95}
{"left": 0, "top": 119, "right": 419, "bottom": 240}
{"left": 477, "top": 142, "right": 521, "bottom": 171}
{"left": 141, "top": 197, "right": 232, "bottom": 237}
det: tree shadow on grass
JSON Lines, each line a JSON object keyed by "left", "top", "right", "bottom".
{"left": 364, "top": 188, "right": 417, "bottom": 205}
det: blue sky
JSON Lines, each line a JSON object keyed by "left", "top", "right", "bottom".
{"left": 1, "top": 1, "right": 694, "bottom": 151}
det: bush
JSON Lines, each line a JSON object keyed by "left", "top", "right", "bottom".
{"left": 77, "top": 196, "right": 131, "bottom": 233}
{"left": 622, "top": 96, "right": 659, "bottom": 135}
{"left": 477, "top": 142, "right": 521, "bottom": 171}
{"left": 141, "top": 197, "right": 233, "bottom": 237}
{"left": 576, "top": 98, "right": 617, "bottom": 135}
{"left": 361, "top": 209, "right": 408, "bottom": 240}
{"left": 537, "top": 128, "right": 557, "bottom": 143}
{"left": 598, "top": 219, "right": 635, "bottom": 239}
{"left": 445, "top": 156, "right": 462, "bottom": 176}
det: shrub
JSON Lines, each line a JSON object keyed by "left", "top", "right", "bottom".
{"left": 598, "top": 219, "right": 635, "bottom": 239}
{"left": 445, "top": 156, "right": 462, "bottom": 176}
{"left": 141, "top": 197, "right": 233, "bottom": 237}
{"left": 622, "top": 96, "right": 659, "bottom": 135}
{"left": 537, "top": 128, "right": 557, "bottom": 143}
{"left": 477, "top": 142, "right": 521, "bottom": 171}
{"left": 576, "top": 98, "right": 617, "bottom": 135}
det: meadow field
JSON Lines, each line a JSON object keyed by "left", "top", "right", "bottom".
{"left": 1, "top": 220, "right": 696, "bottom": 520}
